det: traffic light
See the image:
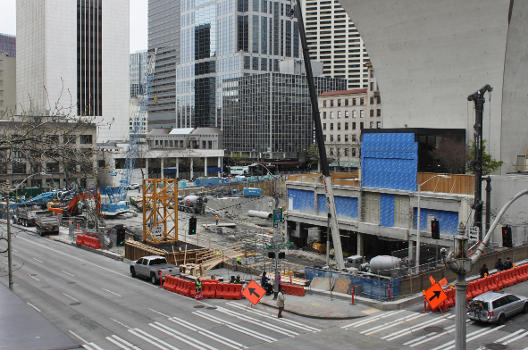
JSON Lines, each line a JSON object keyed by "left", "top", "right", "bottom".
{"left": 502, "top": 225, "right": 512, "bottom": 248}
{"left": 278, "top": 252, "right": 285, "bottom": 259}
{"left": 431, "top": 218, "right": 440, "bottom": 239}
{"left": 188, "top": 216, "right": 197, "bottom": 235}
{"left": 268, "top": 252, "right": 275, "bottom": 259}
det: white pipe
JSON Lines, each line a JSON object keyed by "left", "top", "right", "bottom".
{"left": 247, "top": 210, "right": 272, "bottom": 219}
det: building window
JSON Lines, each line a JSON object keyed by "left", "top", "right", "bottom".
{"left": 337, "top": 123, "right": 341, "bottom": 130}
{"left": 370, "top": 96, "right": 374, "bottom": 105}
{"left": 323, "top": 123, "right": 326, "bottom": 130}
{"left": 323, "top": 112, "right": 326, "bottom": 119}
{"left": 352, "top": 110, "right": 357, "bottom": 118}
{"left": 337, "top": 111, "right": 341, "bottom": 119}
{"left": 337, "top": 99, "right": 341, "bottom": 106}
{"left": 337, "top": 135, "right": 341, "bottom": 142}
{"left": 360, "top": 122, "right": 364, "bottom": 129}
{"left": 345, "top": 134, "right": 349, "bottom": 142}
{"left": 80, "top": 135, "right": 93, "bottom": 144}
{"left": 345, "top": 110, "right": 349, "bottom": 118}
{"left": 360, "top": 110, "right": 365, "bottom": 118}
{"left": 360, "top": 97, "right": 364, "bottom": 105}
{"left": 323, "top": 100, "right": 326, "bottom": 107}
{"left": 377, "top": 121, "right": 381, "bottom": 128}
{"left": 330, "top": 135, "right": 334, "bottom": 142}
{"left": 370, "top": 82, "right": 374, "bottom": 91}
{"left": 370, "top": 109, "right": 374, "bottom": 117}
{"left": 352, "top": 134, "right": 357, "bottom": 142}
{"left": 370, "top": 122, "right": 374, "bottom": 128}
{"left": 344, "top": 148, "right": 349, "bottom": 157}
{"left": 324, "top": 135, "right": 327, "bottom": 142}
{"left": 377, "top": 109, "right": 381, "bottom": 117}
{"left": 344, "top": 122, "right": 349, "bottom": 130}
{"left": 352, "top": 148, "right": 357, "bottom": 157}
{"left": 345, "top": 99, "right": 349, "bottom": 106}
{"left": 352, "top": 98, "right": 356, "bottom": 106}
{"left": 330, "top": 123, "right": 334, "bottom": 130}
{"left": 352, "top": 122, "right": 356, "bottom": 130}
{"left": 330, "top": 112, "right": 333, "bottom": 119}
{"left": 330, "top": 100, "right": 334, "bottom": 107}
{"left": 329, "top": 148, "right": 334, "bottom": 156}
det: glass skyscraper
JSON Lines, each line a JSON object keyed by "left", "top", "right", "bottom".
{"left": 176, "top": 0, "right": 300, "bottom": 129}
{"left": 222, "top": 72, "right": 346, "bottom": 157}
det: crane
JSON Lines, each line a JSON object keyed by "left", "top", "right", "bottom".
{"left": 100, "top": 49, "right": 156, "bottom": 216}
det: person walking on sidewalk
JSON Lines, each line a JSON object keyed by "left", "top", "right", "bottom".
{"left": 215, "top": 215, "right": 220, "bottom": 225}
{"left": 277, "top": 289, "right": 285, "bottom": 318}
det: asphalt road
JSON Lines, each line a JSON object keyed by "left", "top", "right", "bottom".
{"left": 0, "top": 227, "right": 402, "bottom": 350}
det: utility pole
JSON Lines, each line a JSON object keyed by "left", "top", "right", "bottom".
{"left": 5, "top": 181, "right": 13, "bottom": 289}
{"left": 468, "top": 84, "right": 492, "bottom": 240}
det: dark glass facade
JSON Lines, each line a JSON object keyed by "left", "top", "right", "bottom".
{"left": 77, "top": 0, "right": 103, "bottom": 117}
{"left": 176, "top": 0, "right": 300, "bottom": 129}
{"left": 222, "top": 73, "right": 346, "bottom": 156}
{"left": 148, "top": 0, "right": 180, "bottom": 129}
{"left": 0, "top": 34, "right": 16, "bottom": 57}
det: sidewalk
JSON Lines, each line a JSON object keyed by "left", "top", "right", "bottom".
{"left": 258, "top": 292, "right": 378, "bottom": 319}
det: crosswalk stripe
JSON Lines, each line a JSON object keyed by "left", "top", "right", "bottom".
{"left": 342, "top": 310, "right": 405, "bottom": 329}
{"left": 431, "top": 325, "right": 505, "bottom": 350}
{"left": 107, "top": 335, "right": 143, "bottom": 350}
{"left": 169, "top": 317, "right": 247, "bottom": 349}
{"left": 382, "top": 316, "right": 448, "bottom": 340}
{"left": 82, "top": 344, "right": 94, "bottom": 350}
{"left": 407, "top": 325, "right": 456, "bottom": 347}
{"left": 503, "top": 330, "right": 528, "bottom": 345}
{"left": 216, "top": 306, "right": 299, "bottom": 337}
{"left": 86, "top": 343, "right": 104, "bottom": 350}
{"left": 226, "top": 302, "right": 320, "bottom": 332}
{"left": 361, "top": 313, "right": 425, "bottom": 335}
{"left": 129, "top": 328, "right": 180, "bottom": 350}
{"left": 194, "top": 310, "right": 276, "bottom": 343}
{"left": 150, "top": 322, "right": 219, "bottom": 350}
{"left": 495, "top": 329, "right": 525, "bottom": 343}
{"left": 106, "top": 336, "right": 132, "bottom": 350}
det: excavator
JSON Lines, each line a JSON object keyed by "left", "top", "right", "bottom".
{"left": 47, "top": 190, "right": 102, "bottom": 217}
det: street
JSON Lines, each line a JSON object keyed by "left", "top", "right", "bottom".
{"left": 2, "top": 226, "right": 528, "bottom": 350}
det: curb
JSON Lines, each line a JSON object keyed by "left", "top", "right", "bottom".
{"left": 259, "top": 299, "right": 366, "bottom": 320}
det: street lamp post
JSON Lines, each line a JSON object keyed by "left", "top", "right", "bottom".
{"left": 415, "top": 174, "right": 450, "bottom": 272}
{"left": 5, "top": 172, "right": 51, "bottom": 289}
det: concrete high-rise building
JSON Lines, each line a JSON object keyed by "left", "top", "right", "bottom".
{"left": 222, "top": 71, "right": 346, "bottom": 159}
{"left": 302, "top": 0, "right": 370, "bottom": 89}
{"left": 0, "top": 34, "right": 16, "bottom": 114}
{"left": 148, "top": 0, "right": 180, "bottom": 130}
{"left": 177, "top": 0, "right": 301, "bottom": 129}
{"left": 16, "top": 0, "right": 130, "bottom": 143}
{"left": 130, "top": 50, "right": 148, "bottom": 98}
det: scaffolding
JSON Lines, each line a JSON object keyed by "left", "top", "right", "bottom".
{"left": 142, "top": 178, "right": 178, "bottom": 244}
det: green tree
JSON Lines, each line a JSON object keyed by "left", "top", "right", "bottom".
{"left": 468, "top": 140, "right": 503, "bottom": 175}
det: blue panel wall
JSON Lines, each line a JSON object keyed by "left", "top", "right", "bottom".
{"left": 413, "top": 208, "right": 459, "bottom": 235}
{"left": 380, "top": 194, "right": 395, "bottom": 227}
{"left": 361, "top": 133, "right": 418, "bottom": 191}
{"left": 317, "top": 194, "right": 326, "bottom": 214}
{"left": 335, "top": 196, "right": 359, "bottom": 218}
{"left": 287, "top": 189, "right": 314, "bottom": 212}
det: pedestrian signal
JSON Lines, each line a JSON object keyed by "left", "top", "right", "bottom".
{"left": 431, "top": 218, "right": 440, "bottom": 239}
{"left": 189, "top": 216, "right": 197, "bottom": 235}
{"left": 502, "top": 225, "right": 512, "bottom": 248}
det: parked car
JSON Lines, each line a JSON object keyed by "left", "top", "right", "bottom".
{"left": 127, "top": 183, "right": 140, "bottom": 190}
{"left": 467, "top": 291, "right": 528, "bottom": 324}
{"left": 129, "top": 255, "right": 178, "bottom": 284}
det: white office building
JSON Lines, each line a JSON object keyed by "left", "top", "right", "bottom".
{"left": 16, "top": 0, "right": 130, "bottom": 142}
{"left": 302, "top": 0, "right": 370, "bottom": 89}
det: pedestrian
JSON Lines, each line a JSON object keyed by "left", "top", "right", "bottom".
{"left": 215, "top": 215, "right": 219, "bottom": 225}
{"left": 235, "top": 275, "right": 241, "bottom": 283}
{"left": 261, "top": 271, "right": 272, "bottom": 295}
{"left": 480, "top": 264, "right": 489, "bottom": 278}
{"left": 504, "top": 257, "right": 513, "bottom": 270}
{"left": 495, "top": 258, "right": 504, "bottom": 271}
{"left": 277, "top": 288, "right": 285, "bottom": 318}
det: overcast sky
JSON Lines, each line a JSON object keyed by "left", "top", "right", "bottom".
{"left": 0, "top": 0, "right": 148, "bottom": 53}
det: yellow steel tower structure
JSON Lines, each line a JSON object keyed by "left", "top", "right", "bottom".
{"left": 142, "top": 178, "right": 178, "bottom": 244}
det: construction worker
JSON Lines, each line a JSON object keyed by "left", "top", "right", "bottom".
{"left": 195, "top": 276, "right": 202, "bottom": 299}
{"left": 215, "top": 215, "right": 219, "bottom": 225}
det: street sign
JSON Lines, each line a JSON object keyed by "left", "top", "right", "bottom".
{"left": 242, "top": 280, "right": 266, "bottom": 305}
{"left": 152, "top": 225, "right": 163, "bottom": 238}
{"left": 423, "top": 282, "right": 447, "bottom": 310}
{"left": 273, "top": 208, "right": 283, "bottom": 224}
{"left": 266, "top": 242, "right": 293, "bottom": 250}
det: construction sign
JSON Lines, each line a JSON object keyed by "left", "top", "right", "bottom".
{"left": 242, "top": 280, "right": 266, "bottom": 305}
{"left": 424, "top": 282, "right": 447, "bottom": 310}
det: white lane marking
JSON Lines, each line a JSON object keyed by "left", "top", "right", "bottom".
{"left": 226, "top": 302, "right": 320, "bottom": 332}
{"left": 82, "top": 345, "right": 94, "bottom": 350}
{"left": 170, "top": 316, "right": 247, "bottom": 349}
{"left": 432, "top": 325, "right": 505, "bottom": 350}
{"left": 383, "top": 316, "right": 448, "bottom": 340}
{"left": 106, "top": 335, "right": 143, "bottom": 350}
{"left": 503, "top": 330, "right": 528, "bottom": 345}
{"left": 103, "top": 288, "right": 122, "bottom": 297}
{"left": 495, "top": 329, "right": 525, "bottom": 343}
{"left": 215, "top": 306, "right": 299, "bottom": 337}
{"left": 129, "top": 328, "right": 180, "bottom": 350}
{"left": 33, "top": 257, "right": 43, "bottom": 263}
{"left": 86, "top": 343, "right": 104, "bottom": 350}
{"left": 110, "top": 318, "right": 132, "bottom": 329}
{"left": 408, "top": 325, "right": 456, "bottom": 347}
{"left": 62, "top": 270, "right": 75, "bottom": 277}
{"left": 27, "top": 302, "right": 41, "bottom": 312}
{"left": 62, "top": 292, "right": 80, "bottom": 303}
{"left": 151, "top": 322, "right": 219, "bottom": 350}
{"left": 28, "top": 274, "right": 40, "bottom": 282}
{"left": 69, "top": 330, "right": 89, "bottom": 344}
{"left": 361, "top": 312, "right": 425, "bottom": 335}
{"left": 342, "top": 310, "right": 405, "bottom": 328}
{"left": 149, "top": 308, "right": 172, "bottom": 318}
{"left": 194, "top": 310, "right": 276, "bottom": 343}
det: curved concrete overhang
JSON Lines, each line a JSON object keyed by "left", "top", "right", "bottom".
{"left": 338, "top": 0, "right": 528, "bottom": 173}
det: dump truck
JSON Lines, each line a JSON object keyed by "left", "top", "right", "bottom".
{"left": 34, "top": 211, "right": 60, "bottom": 236}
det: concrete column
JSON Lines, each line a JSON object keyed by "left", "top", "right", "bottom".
{"left": 160, "top": 158, "right": 165, "bottom": 179}
{"left": 204, "top": 157, "right": 208, "bottom": 177}
{"left": 356, "top": 232, "right": 364, "bottom": 256}
{"left": 176, "top": 158, "right": 179, "bottom": 179}
{"left": 190, "top": 158, "right": 194, "bottom": 180}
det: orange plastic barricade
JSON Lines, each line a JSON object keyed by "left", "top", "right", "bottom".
{"left": 504, "top": 270, "right": 515, "bottom": 288}
{"left": 201, "top": 281, "right": 217, "bottom": 299}
{"left": 230, "top": 284, "right": 243, "bottom": 300}
{"left": 215, "top": 283, "right": 227, "bottom": 299}
{"left": 76, "top": 234, "right": 85, "bottom": 246}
